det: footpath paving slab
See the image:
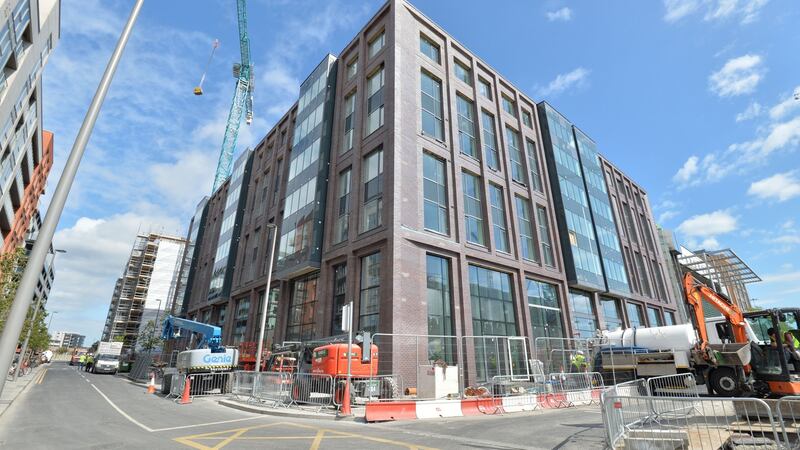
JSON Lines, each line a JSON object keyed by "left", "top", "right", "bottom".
{"left": 0, "top": 363, "right": 47, "bottom": 418}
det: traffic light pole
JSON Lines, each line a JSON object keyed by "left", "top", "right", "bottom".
{"left": 0, "top": 0, "right": 144, "bottom": 397}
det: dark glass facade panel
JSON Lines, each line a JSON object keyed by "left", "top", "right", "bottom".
{"left": 286, "top": 273, "right": 318, "bottom": 341}
{"left": 528, "top": 278, "right": 563, "bottom": 339}
{"left": 569, "top": 289, "right": 597, "bottom": 338}
{"left": 359, "top": 252, "right": 380, "bottom": 333}
{"left": 468, "top": 265, "right": 517, "bottom": 336}
{"left": 232, "top": 297, "right": 250, "bottom": 345}
{"left": 361, "top": 148, "right": 383, "bottom": 232}
{"left": 331, "top": 265, "right": 347, "bottom": 335}
{"left": 426, "top": 255, "right": 454, "bottom": 363}
{"left": 600, "top": 296, "right": 623, "bottom": 331}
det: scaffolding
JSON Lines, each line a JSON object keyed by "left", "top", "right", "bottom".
{"left": 677, "top": 247, "right": 761, "bottom": 312}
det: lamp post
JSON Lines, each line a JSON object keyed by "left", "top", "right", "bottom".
{"left": 149, "top": 298, "right": 162, "bottom": 354}
{"left": 13, "top": 249, "right": 65, "bottom": 381}
{"left": 255, "top": 223, "right": 277, "bottom": 372}
{"left": 0, "top": 0, "right": 144, "bottom": 397}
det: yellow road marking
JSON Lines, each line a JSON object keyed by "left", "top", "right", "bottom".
{"left": 174, "top": 421, "right": 439, "bottom": 450}
{"left": 35, "top": 368, "right": 48, "bottom": 384}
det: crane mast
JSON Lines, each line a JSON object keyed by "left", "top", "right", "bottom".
{"left": 211, "top": 0, "right": 253, "bottom": 192}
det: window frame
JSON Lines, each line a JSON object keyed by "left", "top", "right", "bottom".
{"left": 420, "top": 70, "right": 444, "bottom": 141}
{"left": 422, "top": 152, "right": 449, "bottom": 235}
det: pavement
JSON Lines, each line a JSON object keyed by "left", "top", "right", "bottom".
{"left": 0, "top": 363, "right": 48, "bottom": 418}
{"left": 0, "top": 361, "right": 607, "bottom": 449}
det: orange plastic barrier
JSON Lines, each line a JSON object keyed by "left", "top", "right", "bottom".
{"left": 364, "top": 401, "right": 418, "bottom": 422}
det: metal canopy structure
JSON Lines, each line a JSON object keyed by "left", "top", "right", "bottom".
{"left": 678, "top": 247, "right": 761, "bottom": 285}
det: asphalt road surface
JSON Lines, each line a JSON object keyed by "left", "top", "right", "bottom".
{"left": 0, "top": 361, "right": 605, "bottom": 449}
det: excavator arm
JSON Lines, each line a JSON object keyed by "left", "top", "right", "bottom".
{"left": 683, "top": 272, "right": 749, "bottom": 349}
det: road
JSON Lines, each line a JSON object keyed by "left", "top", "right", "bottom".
{"left": 0, "top": 361, "right": 605, "bottom": 449}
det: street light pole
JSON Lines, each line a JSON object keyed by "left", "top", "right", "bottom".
{"left": 0, "top": 0, "right": 144, "bottom": 397}
{"left": 13, "top": 249, "right": 66, "bottom": 381}
{"left": 149, "top": 298, "right": 162, "bottom": 354}
{"left": 255, "top": 223, "right": 277, "bottom": 372}
{"left": 47, "top": 311, "right": 58, "bottom": 332}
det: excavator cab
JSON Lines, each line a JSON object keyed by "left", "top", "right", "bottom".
{"left": 744, "top": 308, "right": 800, "bottom": 395}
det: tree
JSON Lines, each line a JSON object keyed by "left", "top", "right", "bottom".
{"left": 137, "top": 320, "right": 162, "bottom": 352}
{"left": 20, "top": 308, "right": 51, "bottom": 353}
{"left": 112, "top": 335, "right": 125, "bottom": 343}
{"left": 0, "top": 248, "right": 28, "bottom": 330}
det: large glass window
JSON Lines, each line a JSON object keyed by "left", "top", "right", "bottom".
{"left": 342, "top": 92, "right": 355, "bottom": 153}
{"left": 537, "top": 206, "right": 555, "bottom": 267}
{"left": 366, "top": 66, "right": 384, "bottom": 135}
{"left": 528, "top": 279, "right": 563, "bottom": 339}
{"left": 362, "top": 149, "right": 383, "bottom": 232}
{"left": 481, "top": 111, "right": 499, "bottom": 170}
{"left": 501, "top": 95, "right": 516, "bottom": 117}
{"left": 505, "top": 126, "right": 525, "bottom": 184}
{"left": 522, "top": 110, "right": 533, "bottom": 128}
{"left": 635, "top": 253, "right": 652, "bottom": 297}
{"left": 454, "top": 60, "right": 471, "bottom": 84}
{"left": 334, "top": 169, "right": 351, "bottom": 243}
{"left": 421, "top": 71, "right": 444, "bottom": 140}
{"left": 469, "top": 265, "right": 516, "bottom": 336}
{"left": 360, "top": 253, "right": 381, "bottom": 333}
{"left": 569, "top": 290, "right": 597, "bottom": 338}
{"left": 331, "top": 265, "right": 347, "bottom": 335}
{"left": 600, "top": 297, "right": 623, "bottom": 331}
{"left": 419, "top": 35, "right": 440, "bottom": 63}
{"left": 647, "top": 307, "right": 663, "bottom": 327}
{"left": 456, "top": 95, "right": 478, "bottom": 159}
{"left": 515, "top": 196, "right": 538, "bottom": 262}
{"left": 526, "top": 139, "right": 543, "bottom": 192}
{"left": 665, "top": 311, "right": 676, "bottom": 326}
{"left": 368, "top": 30, "right": 385, "bottom": 58}
{"left": 426, "top": 255, "right": 454, "bottom": 363}
{"left": 462, "top": 172, "right": 486, "bottom": 246}
{"left": 423, "top": 152, "right": 448, "bottom": 234}
{"left": 627, "top": 302, "right": 645, "bottom": 328}
{"left": 232, "top": 298, "right": 250, "bottom": 345}
{"left": 346, "top": 58, "right": 357, "bottom": 80}
{"left": 286, "top": 274, "right": 318, "bottom": 341}
{"left": 488, "top": 184, "right": 509, "bottom": 253}
{"left": 478, "top": 78, "right": 492, "bottom": 100}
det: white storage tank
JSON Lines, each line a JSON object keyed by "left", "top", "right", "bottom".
{"left": 602, "top": 324, "right": 698, "bottom": 352}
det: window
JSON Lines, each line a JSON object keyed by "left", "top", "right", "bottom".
{"left": 522, "top": 110, "right": 533, "bottom": 128}
{"left": 419, "top": 35, "right": 440, "bottom": 63}
{"left": 454, "top": 60, "right": 471, "bottom": 84}
{"left": 420, "top": 71, "right": 443, "bottom": 140}
{"left": 361, "top": 149, "right": 383, "bottom": 232}
{"left": 257, "top": 288, "right": 279, "bottom": 347}
{"left": 368, "top": 30, "right": 385, "bottom": 58}
{"left": 423, "top": 153, "right": 448, "bottom": 234}
{"left": 334, "top": 169, "right": 351, "bottom": 243}
{"left": 665, "top": 311, "right": 676, "bottom": 326}
{"left": 635, "top": 252, "right": 652, "bottom": 297}
{"left": 366, "top": 66, "right": 384, "bottom": 135}
{"left": 627, "top": 303, "right": 645, "bottom": 328}
{"left": 537, "top": 206, "right": 555, "bottom": 267}
{"left": 456, "top": 95, "right": 478, "bottom": 158}
{"left": 515, "top": 196, "right": 538, "bottom": 262}
{"left": 232, "top": 298, "right": 250, "bottom": 345}
{"left": 570, "top": 290, "right": 597, "bottom": 339}
{"left": 272, "top": 159, "right": 282, "bottom": 206}
{"left": 478, "top": 78, "right": 492, "bottom": 100}
{"left": 601, "top": 297, "right": 623, "bottom": 331}
{"left": 647, "top": 307, "right": 664, "bottom": 327}
{"left": 462, "top": 172, "right": 486, "bottom": 246}
{"left": 286, "top": 274, "right": 318, "bottom": 341}
{"left": 346, "top": 58, "right": 357, "bottom": 80}
{"left": 528, "top": 279, "right": 563, "bottom": 339}
{"left": 526, "top": 140, "right": 543, "bottom": 192}
{"left": 342, "top": 92, "right": 355, "bottom": 153}
{"left": 501, "top": 95, "right": 516, "bottom": 117}
{"left": 481, "top": 111, "right": 500, "bottom": 170}
{"left": 488, "top": 184, "right": 509, "bottom": 253}
{"left": 505, "top": 126, "right": 525, "bottom": 184}
{"left": 360, "top": 253, "right": 381, "bottom": 333}
{"left": 469, "top": 265, "right": 516, "bottom": 337}
{"left": 427, "top": 255, "right": 454, "bottom": 363}
{"left": 331, "top": 265, "right": 347, "bottom": 334}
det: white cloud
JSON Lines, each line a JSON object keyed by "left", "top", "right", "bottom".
{"left": 709, "top": 54, "right": 765, "bottom": 97}
{"left": 673, "top": 155, "right": 700, "bottom": 185}
{"left": 546, "top": 7, "right": 572, "bottom": 21}
{"left": 762, "top": 271, "right": 800, "bottom": 283}
{"left": 762, "top": 116, "right": 800, "bottom": 153}
{"left": 535, "top": 67, "right": 590, "bottom": 98}
{"left": 770, "top": 235, "right": 800, "bottom": 245}
{"left": 735, "top": 101, "right": 762, "bottom": 122}
{"left": 768, "top": 86, "right": 800, "bottom": 120}
{"left": 748, "top": 172, "right": 800, "bottom": 202}
{"left": 677, "top": 210, "right": 738, "bottom": 237}
{"left": 658, "top": 210, "right": 680, "bottom": 223}
{"left": 664, "top": 0, "right": 769, "bottom": 24}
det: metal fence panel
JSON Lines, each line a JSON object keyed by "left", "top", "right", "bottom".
{"left": 230, "top": 371, "right": 257, "bottom": 399}
{"left": 251, "top": 371, "right": 291, "bottom": 407}
{"left": 288, "top": 373, "right": 334, "bottom": 409}
{"left": 186, "top": 372, "right": 232, "bottom": 397}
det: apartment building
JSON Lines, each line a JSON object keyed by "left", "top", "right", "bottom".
{"left": 179, "top": 0, "right": 680, "bottom": 378}
{"left": 101, "top": 232, "right": 187, "bottom": 352}
{"left": 24, "top": 208, "right": 56, "bottom": 307}
{"left": 0, "top": 0, "right": 59, "bottom": 254}
{"left": 50, "top": 331, "right": 84, "bottom": 349}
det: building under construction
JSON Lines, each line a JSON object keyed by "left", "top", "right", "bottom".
{"left": 101, "top": 232, "right": 187, "bottom": 352}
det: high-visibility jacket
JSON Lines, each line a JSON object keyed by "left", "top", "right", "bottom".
{"left": 79, "top": 355, "right": 86, "bottom": 363}
{"left": 86, "top": 355, "right": 94, "bottom": 364}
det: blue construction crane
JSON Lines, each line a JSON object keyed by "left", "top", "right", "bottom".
{"left": 211, "top": 0, "right": 253, "bottom": 191}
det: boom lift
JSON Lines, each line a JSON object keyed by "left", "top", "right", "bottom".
{"left": 161, "top": 315, "right": 238, "bottom": 373}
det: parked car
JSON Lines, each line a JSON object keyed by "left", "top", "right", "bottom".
{"left": 91, "top": 354, "right": 119, "bottom": 374}
{"left": 69, "top": 352, "right": 86, "bottom": 366}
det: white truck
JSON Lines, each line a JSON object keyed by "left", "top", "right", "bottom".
{"left": 92, "top": 341, "right": 123, "bottom": 374}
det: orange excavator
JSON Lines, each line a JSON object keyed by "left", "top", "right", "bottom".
{"left": 684, "top": 272, "right": 800, "bottom": 397}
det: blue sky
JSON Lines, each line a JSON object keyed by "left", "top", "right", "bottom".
{"left": 41, "top": 0, "right": 799, "bottom": 342}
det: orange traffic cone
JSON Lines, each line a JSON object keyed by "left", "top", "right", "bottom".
{"left": 179, "top": 376, "right": 192, "bottom": 404}
{"left": 340, "top": 381, "right": 352, "bottom": 416}
{"left": 147, "top": 372, "right": 156, "bottom": 394}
